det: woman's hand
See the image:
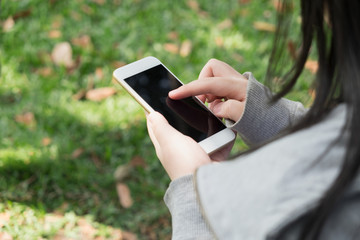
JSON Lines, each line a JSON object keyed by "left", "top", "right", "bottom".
{"left": 169, "top": 59, "right": 248, "bottom": 123}
{"left": 147, "top": 111, "right": 212, "bottom": 180}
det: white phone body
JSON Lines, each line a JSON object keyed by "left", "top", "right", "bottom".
{"left": 113, "top": 56, "right": 235, "bottom": 154}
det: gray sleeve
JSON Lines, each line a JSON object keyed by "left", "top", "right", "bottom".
{"left": 230, "top": 72, "right": 307, "bottom": 146}
{"left": 164, "top": 174, "right": 215, "bottom": 240}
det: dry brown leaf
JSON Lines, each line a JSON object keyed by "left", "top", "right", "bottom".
{"left": 167, "top": 31, "right": 179, "bottom": 40}
{"left": 253, "top": 21, "right": 276, "bottom": 32}
{"left": 112, "top": 61, "right": 127, "bottom": 69}
{"left": 232, "top": 53, "right": 244, "bottom": 63}
{"left": 164, "top": 43, "right": 179, "bottom": 54}
{"left": 78, "top": 218, "right": 97, "bottom": 239}
{"left": 85, "top": 87, "right": 116, "bottom": 101}
{"left": 90, "top": 152, "right": 102, "bottom": 169}
{"left": 0, "top": 212, "right": 10, "bottom": 228}
{"left": 0, "top": 232, "right": 13, "bottom": 240}
{"left": 122, "top": 231, "right": 138, "bottom": 240}
{"left": 305, "top": 60, "right": 318, "bottom": 74}
{"left": 71, "top": 11, "right": 82, "bottom": 21}
{"left": 239, "top": 0, "right": 251, "bottom": 3}
{"left": 51, "top": 18, "right": 62, "bottom": 29}
{"left": 92, "top": 0, "right": 106, "bottom": 5}
{"left": 72, "top": 89, "right": 87, "bottom": 101}
{"left": 3, "top": 17, "right": 15, "bottom": 32}
{"left": 116, "top": 183, "right": 133, "bottom": 208}
{"left": 81, "top": 4, "right": 94, "bottom": 15}
{"left": 35, "top": 67, "right": 53, "bottom": 77}
{"left": 48, "top": 30, "right": 62, "bottom": 39}
{"left": 51, "top": 42, "right": 75, "bottom": 68}
{"left": 130, "top": 156, "right": 147, "bottom": 168}
{"left": 44, "top": 214, "right": 63, "bottom": 224}
{"left": 287, "top": 40, "right": 297, "bottom": 60}
{"left": 217, "top": 19, "right": 233, "bottom": 30}
{"left": 42, "top": 137, "right": 52, "bottom": 146}
{"left": 71, "top": 148, "right": 84, "bottom": 159}
{"left": 272, "top": 0, "right": 293, "bottom": 12}
{"left": 114, "top": 164, "right": 132, "bottom": 182}
{"left": 15, "top": 112, "right": 35, "bottom": 126}
{"left": 180, "top": 40, "right": 192, "bottom": 57}
{"left": 254, "top": 21, "right": 276, "bottom": 32}
{"left": 71, "top": 35, "right": 92, "bottom": 49}
{"left": 113, "top": 0, "right": 122, "bottom": 5}
{"left": 215, "top": 36, "right": 224, "bottom": 47}
{"left": 95, "top": 67, "right": 104, "bottom": 79}
{"left": 13, "top": 9, "right": 32, "bottom": 20}
{"left": 187, "top": 0, "right": 199, "bottom": 11}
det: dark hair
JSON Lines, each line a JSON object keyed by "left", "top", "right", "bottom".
{"left": 266, "top": 0, "right": 360, "bottom": 239}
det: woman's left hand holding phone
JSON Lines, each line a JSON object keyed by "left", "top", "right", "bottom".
{"left": 146, "top": 111, "right": 212, "bottom": 180}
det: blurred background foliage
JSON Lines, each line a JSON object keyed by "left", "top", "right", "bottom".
{"left": 0, "top": 0, "right": 315, "bottom": 239}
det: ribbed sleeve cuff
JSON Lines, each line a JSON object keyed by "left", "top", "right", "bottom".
{"left": 164, "top": 174, "right": 214, "bottom": 239}
{"left": 229, "top": 72, "right": 306, "bottom": 146}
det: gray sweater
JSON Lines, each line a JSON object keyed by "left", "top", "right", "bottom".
{"left": 164, "top": 73, "right": 360, "bottom": 239}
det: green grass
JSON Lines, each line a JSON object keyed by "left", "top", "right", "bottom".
{"left": 0, "top": 0, "right": 313, "bottom": 239}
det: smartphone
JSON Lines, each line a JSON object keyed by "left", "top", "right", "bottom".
{"left": 112, "top": 56, "right": 235, "bottom": 154}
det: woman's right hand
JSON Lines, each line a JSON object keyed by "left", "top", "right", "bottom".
{"left": 169, "top": 59, "right": 248, "bottom": 123}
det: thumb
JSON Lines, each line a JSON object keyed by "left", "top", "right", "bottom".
{"left": 211, "top": 99, "right": 245, "bottom": 122}
{"left": 147, "top": 111, "right": 178, "bottom": 146}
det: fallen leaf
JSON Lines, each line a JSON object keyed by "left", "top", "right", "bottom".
{"left": 239, "top": 0, "right": 251, "bottom": 3}
{"left": 130, "top": 156, "right": 147, "bottom": 168}
{"left": 187, "top": 0, "right": 199, "bottom": 11}
{"left": 92, "top": 0, "right": 106, "bottom": 5}
{"left": 287, "top": 40, "right": 297, "bottom": 60}
{"left": 72, "top": 89, "right": 87, "bottom": 101}
{"left": 3, "top": 17, "right": 15, "bottom": 32}
{"left": 95, "top": 67, "right": 104, "bottom": 79}
{"left": 0, "top": 212, "right": 10, "bottom": 228}
{"left": 51, "top": 42, "right": 75, "bottom": 68}
{"left": 114, "top": 164, "right": 132, "bottom": 182}
{"left": 42, "top": 137, "right": 52, "bottom": 146}
{"left": 35, "top": 67, "right": 53, "bottom": 77}
{"left": 90, "top": 152, "right": 102, "bottom": 169}
{"left": 272, "top": 0, "right": 293, "bottom": 12}
{"left": 112, "top": 61, "right": 126, "bottom": 69}
{"left": 215, "top": 36, "right": 224, "bottom": 47}
{"left": 253, "top": 21, "right": 276, "bottom": 32}
{"left": 116, "top": 183, "right": 133, "bottom": 208}
{"left": 232, "top": 53, "right": 244, "bottom": 63}
{"left": 81, "top": 4, "right": 94, "bottom": 15}
{"left": 85, "top": 87, "right": 116, "bottom": 101}
{"left": 71, "top": 35, "right": 92, "bottom": 49}
{"left": 122, "top": 231, "right": 138, "bottom": 240}
{"left": 48, "top": 30, "right": 62, "bottom": 39}
{"left": 113, "top": 0, "right": 122, "bottom": 5}
{"left": 305, "top": 60, "right": 318, "bottom": 74}
{"left": 217, "top": 19, "right": 233, "bottom": 30}
{"left": 13, "top": 9, "right": 32, "bottom": 20}
{"left": 0, "top": 232, "right": 13, "bottom": 240}
{"left": 78, "top": 218, "right": 97, "bottom": 239}
{"left": 164, "top": 43, "right": 179, "bottom": 54}
{"left": 179, "top": 40, "right": 192, "bottom": 57}
{"left": 167, "top": 31, "right": 179, "bottom": 40}
{"left": 51, "top": 18, "right": 63, "bottom": 29}
{"left": 15, "top": 112, "right": 35, "bottom": 126}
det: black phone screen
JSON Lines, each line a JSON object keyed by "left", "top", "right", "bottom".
{"left": 124, "top": 64, "right": 226, "bottom": 142}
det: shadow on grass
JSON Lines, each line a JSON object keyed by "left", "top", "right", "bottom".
{"left": 0, "top": 102, "right": 171, "bottom": 237}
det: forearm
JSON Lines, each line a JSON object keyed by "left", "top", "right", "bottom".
{"left": 164, "top": 174, "right": 215, "bottom": 239}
